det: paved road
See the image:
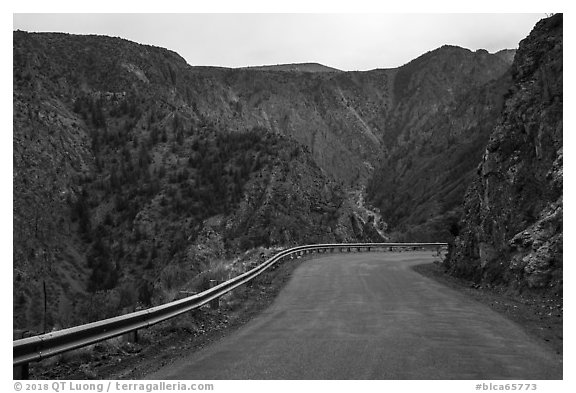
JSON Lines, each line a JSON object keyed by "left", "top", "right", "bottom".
{"left": 147, "top": 252, "right": 562, "bottom": 379}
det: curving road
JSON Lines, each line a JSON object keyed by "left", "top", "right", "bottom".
{"left": 146, "top": 252, "right": 562, "bottom": 379}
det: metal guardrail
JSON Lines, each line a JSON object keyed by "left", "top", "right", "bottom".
{"left": 13, "top": 242, "right": 446, "bottom": 370}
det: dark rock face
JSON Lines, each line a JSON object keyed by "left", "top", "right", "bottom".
{"left": 366, "top": 47, "right": 513, "bottom": 241}
{"left": 445, "top": 14, "right": 563, "bottom": 292}
{"left": 12, "top": 31, "right": 384, "bottom": 330}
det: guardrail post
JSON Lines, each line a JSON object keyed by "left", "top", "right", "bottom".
{"left": 347, "top": 247, "right": 351, "bottom": 252}
{"left": 13, "top": 330, "right": 29, "bottom": 379}
{"left": 208, "top": 280, "right": 220, "bottom": 309}
{"left": 367, "top": 247, "right": 371, "bottom": 252}
{"left": 131, "top": 306, "right": 141, "bottom": 343}
{"left": 13, "top": 363, "right": 28, "bottom": 380}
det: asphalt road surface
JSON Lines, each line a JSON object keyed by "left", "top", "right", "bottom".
{"left": 147, "top": 252, "right": 562, "bottom": 379}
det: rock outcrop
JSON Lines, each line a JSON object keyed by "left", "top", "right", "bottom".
{"left": 366, "top": 47, "right": 514, "bottom": 241}
{"left": 445, "top": 14, "right": 563, "bottom": 293}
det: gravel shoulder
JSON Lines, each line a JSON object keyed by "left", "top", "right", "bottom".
{"left": 412, "top": 262, "right": 563, "bottom": 356}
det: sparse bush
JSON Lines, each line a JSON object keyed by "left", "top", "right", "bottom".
{"left": 188, "top": 260, "right": 230, "bottom": 293}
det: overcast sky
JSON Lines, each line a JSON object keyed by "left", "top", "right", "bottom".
{"left": 12, "top": 13, "right": 545, "bottom": 71}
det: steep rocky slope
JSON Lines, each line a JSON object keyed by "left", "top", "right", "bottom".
{"left": 13, "top": 32, "right": 381, "bottom": 331}
{"left": 367, "top": 71, "right": 512, "bottom": 241}
{"left": 187, "top": 66, "right": 388, "bottom": 185}
{"left": 445, "top": 14, "right": 563, "bottom": 293}
{"left": 13, "top": 29, "right": 518, "bottom": 332}
{"left": 366, "top": 46, "right": 514, "bottom": 240}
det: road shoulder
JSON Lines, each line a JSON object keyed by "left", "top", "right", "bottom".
{"left": 412, "top": 262, "right": 562, "bottom": 356}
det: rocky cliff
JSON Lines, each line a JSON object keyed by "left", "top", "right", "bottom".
{"left": 366, "top": 47, "right": 513, "bottom": 241}
{"left": 445, "top": 14, "right": 563, "bottom": 293}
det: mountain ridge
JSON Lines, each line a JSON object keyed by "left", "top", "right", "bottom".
{"left": 241, "top": 62, "right": 343, "bottom": 73}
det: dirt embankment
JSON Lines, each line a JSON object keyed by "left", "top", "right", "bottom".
{"left": 30, "top": 254, "right": 310, "bottom": 379}
{"left": 413, "top": 262, "right": 562, "bottom": 355}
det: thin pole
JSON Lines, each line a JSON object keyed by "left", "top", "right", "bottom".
{"left": 43, "top": 280, "right": 47, "bottom": 333}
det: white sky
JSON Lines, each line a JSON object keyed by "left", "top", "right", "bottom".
{"left": 13, "top": 13, "right": 545, "bottom": 71}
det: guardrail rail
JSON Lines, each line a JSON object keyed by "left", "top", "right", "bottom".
{"left": 13, "top": 242, "right": 447, "bottom": 378}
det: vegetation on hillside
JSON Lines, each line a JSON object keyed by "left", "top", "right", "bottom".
{"left": 13, "top": 31, "right": 377, "bottom": 332}
{"left": 367, "top": 73, "right": 512, "bottom": 242}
